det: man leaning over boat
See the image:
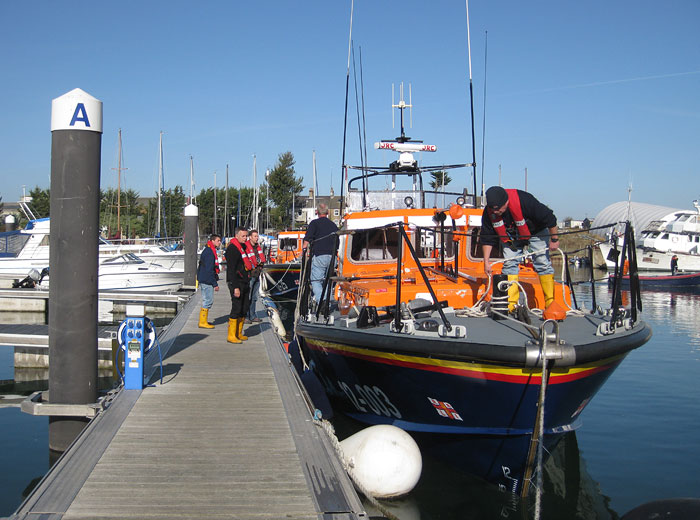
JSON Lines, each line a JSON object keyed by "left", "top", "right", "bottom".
{"left": 480, "top": 186, "right": 559, "bottom": 312}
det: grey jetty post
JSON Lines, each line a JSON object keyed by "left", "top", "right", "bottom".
{"left": 183, "top": 204, "right": 199, "bottom": 289}
{"left": 48, "top": 88, "right": 102, "bottom": 452}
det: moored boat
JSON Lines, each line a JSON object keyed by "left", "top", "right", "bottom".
{"left": 0, "top": 216, "right": 184, "bottom": 286}
{"left": 598, "top": 200, "right": 700, "bottom": 272}
{"left": 35, "top": 253, "right": 184, "bottom": 292}
{"left": 608, "top": 270, "right": 700, "bottom": 292}
{"left": 294, "top": 96, "right": 652, "bottom": 495}
{"left": 260, "top": 230, "right": 304, "bottom": 301}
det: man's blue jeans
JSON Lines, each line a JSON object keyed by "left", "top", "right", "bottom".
{"left": 248, "top": 276, "right": 260, "bottom": 320}
{"left": 501, "top": 232, "right": 554, "bottom": 276}
{"left": 311, "top": 254, "right": 332, "bottom": 302}
{"left": 200, "top": 283, "right": 214, "bottom": 309}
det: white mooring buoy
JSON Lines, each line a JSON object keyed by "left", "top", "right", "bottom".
{"left": 340, "top": 424, "right": 422, "bottom": 498}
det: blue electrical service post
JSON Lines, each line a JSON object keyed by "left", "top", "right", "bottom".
{"left": 123, "top": 303, "right": 147, "bottom": 390}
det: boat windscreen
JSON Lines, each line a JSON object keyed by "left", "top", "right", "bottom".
{"left": 0, "top": 231, "right": 30, "bottom": 257}
{"left": 349, "top": 228, "right": 400, "bottom": 261}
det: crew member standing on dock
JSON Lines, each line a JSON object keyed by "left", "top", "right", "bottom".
{"left": 480, "top": 186, "right": 559, "bottom": 311}
{"left": 197, "top": 233, "right": 221, "bottom": 328}
{"left": 245, "top": 229, "right": 266, "bottom": 324}
{"left": 224, "top": 227, "right": 252, "bottom": 343}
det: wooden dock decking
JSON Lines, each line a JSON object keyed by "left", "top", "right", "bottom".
{"left": 12, "top": 292, "right": 365, "bottom": 520}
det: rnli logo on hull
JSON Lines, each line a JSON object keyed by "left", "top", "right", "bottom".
{"left": 428, "top": 397, "right": 463, "bottom": 421}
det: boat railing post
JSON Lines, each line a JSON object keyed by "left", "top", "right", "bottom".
{"left": 626, "top": 224, "right": 642, "bottom": 320}
{"left": 588, "top": 245, "right": 597, "bottom": 312}
{"left": 398, "top": 224, "right": 452, "bottom": 332}
{"left": 394, "top": 225, "right": 403, "bottom": 332}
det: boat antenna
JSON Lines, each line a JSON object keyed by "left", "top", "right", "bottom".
{"left": 466, "top": 0, "right": 478, "bottom": 204}
{"left": 339, "top": 0, "right": 355, "bottom": 216}
{"left": 360, "top": 46, "right": 370, "bottom": 194}
{"left": 480, "top": 31, "right": 488, "bottom": 203}
{"left": 351, "top": 43, "right": 367, "bottom": 208}
{"left": 392, "top": 82, "right": 413, "bottom": 143}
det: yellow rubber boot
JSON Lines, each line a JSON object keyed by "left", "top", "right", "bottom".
{"left": 539, "top": 274, "right": 555, "bottom": 308}
{"left": 237, "top": 317, "right": 248, "bottom": 341}
{"left": 227, "top": 318, "right": 241, "bottom": 343}
{"left": 198, "top": 308, "right": 214, "bottom": 329}
{"left": 507, "top": 275, "right": 520, "bottom": 312}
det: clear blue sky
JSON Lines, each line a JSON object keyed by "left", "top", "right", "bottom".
{"left": 2, "top": 0, "right": 699, "bottom": 221}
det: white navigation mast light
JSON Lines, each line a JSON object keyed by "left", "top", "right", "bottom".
{"left": 374, "top": 142, "right": 437, "bottom": 153}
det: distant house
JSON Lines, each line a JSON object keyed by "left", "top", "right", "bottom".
{"left": 561, "top": 217, "right": 585, "bottom": 229}
{"left": 295, "top": 188, "right": 342, "bottom": 227}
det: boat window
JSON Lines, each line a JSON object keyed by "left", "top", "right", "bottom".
{"left": 416, "top": 227, "right": 455, "bottom": 259}
{"left": 661, "top": 233, "right": 669, "bottom": 240}
{"left": 0, "top": 231, "right": 30, "bottom": 257}
{"left": 467, "top": 227, "right": 503, "bottom": 260}
{"left": 102, "top": 253, "right": 144, "bottom": 264}
{"left": 677, "top": 214, "right": 690, "bottom": 222}
{"left": 279, "top": 238, "right": 298, "bottom": 251}
{"left": 349, "top": 228, "right": 400, "bottom": 262}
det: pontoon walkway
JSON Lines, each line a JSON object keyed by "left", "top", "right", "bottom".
{"left": 11, "top": 293, "right": 365, "bottom": 520}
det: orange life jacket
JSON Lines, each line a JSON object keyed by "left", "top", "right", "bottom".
{"left": 488, "top": 189, "right": 531, "bottom": 244}
{"left": 230, "top": 239, "right": 254, "bottom": 271}
{"left": 245, "top": 241, "right": 266, "bottom": 266}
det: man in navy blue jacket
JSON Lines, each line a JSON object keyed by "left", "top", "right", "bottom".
{"left": 197, "top": 234, "right": 221, "bottom": 328}
{"left": 303, "top": 203, "right": 339, "bottom": 303}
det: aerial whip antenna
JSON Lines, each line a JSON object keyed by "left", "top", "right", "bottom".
{"left": 466, "top": 0, "right": 478, "bottom": 204}
{"left": 480, "top": 31, "right": 488, "bottom": 203}
{"left": 339, "top": 0, "right": 354, "bottom": 216}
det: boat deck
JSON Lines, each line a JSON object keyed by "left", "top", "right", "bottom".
{"left": 12, "top": 293, "right": 365, "bottom": 519}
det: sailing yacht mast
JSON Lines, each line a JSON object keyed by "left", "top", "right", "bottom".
{"left": 111, "top": 128, "right": 127, "bottom": 238}
{"left": 189, "top": 155, "right": 195, "bottom": 204}
{"left": 224, "top": 165, "right": 229, "bottom": 237}
{"left": 252, "top": 155, "right": 259, "bottom": 230}
{"left": 312, "top": 150, "right": 317, "bottom": 216}
{"left": 213, "top": 172, "right": 217, "bottom": 235}
{"left": 157, "top": 131, "right": 164, "bottom": 237}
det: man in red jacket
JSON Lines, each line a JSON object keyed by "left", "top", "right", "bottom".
{"left": 480, "top": 186, "right": 559, "bottom": 311}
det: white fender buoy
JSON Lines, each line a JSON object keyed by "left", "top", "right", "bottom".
{"left": 267, "top": 307, "right": 286, "bottom": 337}
{"left": 340, "top": 424, "right": 422, "bottom": 498}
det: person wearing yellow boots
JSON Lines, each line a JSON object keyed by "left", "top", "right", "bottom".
{"left": 480, "top": 186, "right": 559, "bottom": 312}
{"left": 196, "top": 233, "right": 221, "bottom": 328}
{"left": 224, "top": 227, "right": 252, "bottom": 343}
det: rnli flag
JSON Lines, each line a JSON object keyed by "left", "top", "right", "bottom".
{"left": 428, "top": 397, "right": 463, "bottom": 421}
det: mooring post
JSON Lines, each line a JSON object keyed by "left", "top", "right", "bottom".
{"left": 4, "top": 214, "right": 16, "bottom": 232}
{"left": 183, "top": 204, "right": 199, "bottom": 289}
{"left": 48, "top": 88, "right": 102, "bottom": 452}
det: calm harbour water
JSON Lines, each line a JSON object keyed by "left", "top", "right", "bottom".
{"left": 1, "top": 273, "right": 699, "bottom": 518}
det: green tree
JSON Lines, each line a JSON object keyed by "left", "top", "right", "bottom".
{"left": 429, "top": 170, "right": 452, "bottom": 190}
{"left": 28, "top": 186, "right": 51, "bottom": 218}
{"left": 268, "top": 151, "right": 304, "bottom": 229}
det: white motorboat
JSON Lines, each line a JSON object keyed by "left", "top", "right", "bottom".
{"left": 599, "top": 200, "right": 700, "bottom": 272}
{"left": 33, "top": 253, "right": 183, "bottom": 292}
{"left": 0, "top": 217, "right": 184, "bottom": 283}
